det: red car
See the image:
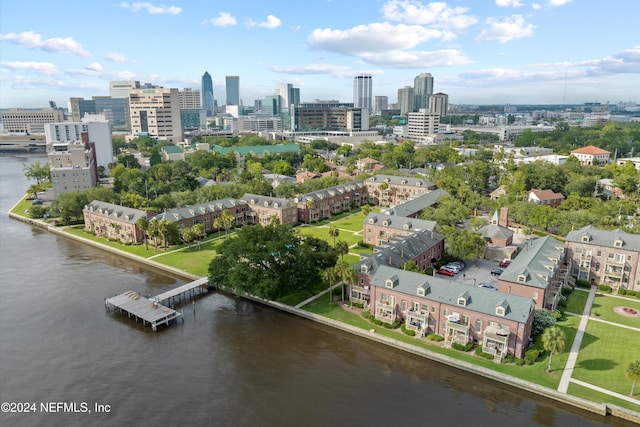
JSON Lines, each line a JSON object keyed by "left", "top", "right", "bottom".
{"left": 499, "top": 259, "right": 512, "bottom": 268}
{"left": 437, "top": 268, "right": 455, "bottom": 277}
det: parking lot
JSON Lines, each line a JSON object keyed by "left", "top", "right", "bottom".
{"left": 436, "top": 258, "right": 504, "bottom": 289}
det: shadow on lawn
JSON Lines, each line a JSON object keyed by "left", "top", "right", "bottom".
{"left": 577, "top": 330, "right": 599, "bottom": 350}
{"left": 577, "top": 358, "right": 618, "bottom": 371}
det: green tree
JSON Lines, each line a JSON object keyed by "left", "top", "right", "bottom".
{"left": 344, "top": 267, "right": 359, "bottom": 306}
{"left": 361, "top": 204, "right": 372, "bottom": 217}
{"left": 22, "top": 160, "right": 50, "bottom": 184}
{"left": 192, "top": 223, "right": 205, "bottom": 250}
{"left": 541, "top": 326, "right": 566, "bottom": 372}
{"left": 626, "top": 360, "right": 640, "bottom": 397}
{"left": 441, "top": 227, "right": 486, "bottom": 261}
{"left": 181, "top": 226, "right": 196, "bottom": 248}
{"left": 147, "top": 218, "right": 160, "bottom": 251}
{"left": 50, "top": 192, "right": 88, "bottom": 225}
{"left": 328, "top": 226, "right": 339, "bottom": 247}
{"left": 335, "top": 240, "right": 349, "bottom": 261}
{"left": 27, "top": 183, "right": 45, "bottom": 199}
{"left": 532, "top": 309, "right": 556, "bottom": 337}
{"left": 322, "top": 266, "right": 339, "bottom": 303}
{"left": 137, "top": 217, "right": 149, "bottom": 250}
{"left": 218, "top": 210, "right": 235, "bottom": 235}
{"left": 208, "top": 224, "right": 337, "bottom": 299}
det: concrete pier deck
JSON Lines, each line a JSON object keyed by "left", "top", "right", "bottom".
{"left": 105, "top": 290, "right": 182, "bottom": 331}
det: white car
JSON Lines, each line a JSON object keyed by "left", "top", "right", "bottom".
{"left": 443, "top": 264, "right": 460, "bottom": 274}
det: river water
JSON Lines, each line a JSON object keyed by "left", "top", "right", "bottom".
{"left": 0, "top": 154, "right": 633, "bottom": 427}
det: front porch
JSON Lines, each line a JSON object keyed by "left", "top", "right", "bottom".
{"left": 483, "top": 324, "right": 511, "bottom": 362}
{"left": 443, "top": 312, "right": 470, "bottom": 347}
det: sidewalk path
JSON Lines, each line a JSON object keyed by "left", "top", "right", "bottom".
{"left": 558, "top": 286, "right": 597, "bottom": 393}
{"left": 569, "top": 378, "right": 640, "bottom": 405}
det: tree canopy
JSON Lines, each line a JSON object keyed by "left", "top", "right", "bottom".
{"left": 208, "top": 224, "right": 337, "bottom": 299}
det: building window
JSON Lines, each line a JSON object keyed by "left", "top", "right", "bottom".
{"left": 475, "top": 319, "right": 482, "bottom": 332}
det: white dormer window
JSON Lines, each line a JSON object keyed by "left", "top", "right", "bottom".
{"left": 368, "top": 218, "right": 376, "bottom": 224}
{"left": 457, "top": 297, "right": 466, "bottom": 307}
{"left": 401, "top": 180, "right": 407, "bottom": 185}
{"left": 385, "top": 275, "right": 398, "bottom": 288}
{"left": 383, "top": 220, "right": 390, "bottom": 226}
{"left": 518, "top": 274, "right": 526, "bottom": 283}
{"left": 417, "top": 287, "right": 425, "bottom": 297}
{"left": 273, "top": 203, "right": 279, "bottom": 209}
{"left": 614, "top": 239, "right": 623, "bottom": 248}
{"left": 250, "top": 199, "right": 256, "bottom": 204}
{"left": 416, "top": 181, "right": 422, "bottom": 186}
{"left": 496, "top": 307, "right": 505, "bottom": 316}
{"left": 403, "top": 222, "right": 411, "bottom": 230}
{"left": 360, "top": 265, "right": 369, "bottom": 273}
{"left": 264, "top": 201, "right": 269, "bottom": 207}
{"left": 582, "top": 235, "right": 590, "bottom": 242}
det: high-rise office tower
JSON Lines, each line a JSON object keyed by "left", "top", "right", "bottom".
{"left": 226, "top": 76, "right": 240, "bottom": 106}
{"left": 201, "top": 72, "right": 214, "bottom": 116}
{"left": 276, "top": 83, "right": 294, "bottom": 111}
{"left": 373, "top": 96, "right": 388, "bottom": 115}
{"left": 397, "top": 86, "right": 414, "bottom": 116}
{"left": 109, "top": 81, "right": 140, "bottom": 98}
{"left": 179, "top": 88, "right": 201, "bottom": 110}
{"left": 429, "top": 92, "right": 449, "bottom": 117}
{"left": 129, "top": 87, "right": 182, "bottom": 142}
{"left": 413, "top": 73, "right": 434, "bottom": 112}
{"left": 353, "top": 74, "right": 372, "bottom": 111}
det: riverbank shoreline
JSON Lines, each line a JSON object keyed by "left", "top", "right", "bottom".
{"left": 8, "top": 209, "right": 640, "bottom": 424}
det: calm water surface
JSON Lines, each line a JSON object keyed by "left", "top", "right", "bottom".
{"left": 0, "top": 154, "right": 633, "bottom": 427}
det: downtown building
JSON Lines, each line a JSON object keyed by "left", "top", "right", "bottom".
{"left": 69, "top": 96, "right": 130, "bottom": 132}
{"left": 413, "top": 73, "right": 434, "bottom": 112}
{"left": 406, "top": 109, "right": 440, "bottom": 143}
{"left": 0, "top": 108, "right": 65, "bottom": 134}
{"left": 429, "top": 92, "right": 449, "bottom": 117}
{"left": 292, "top": 102, "right": 369, "bottom": 132}
{"left": 201, "top": 72, "right": 214, "bottom": 116}
{"left": 128, "top": 87, "right": 182, "bottom": 142}
{"left": 353, "top": 74, "right": 372, "bottom": 112}
{"left": 47, "top": 131, "right": 99, "bottom": 198}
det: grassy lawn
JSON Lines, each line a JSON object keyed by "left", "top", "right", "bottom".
{"left": 152, "top": 242, "right": 222, "bottom": 277}
{"left": 565, "top": 289, "right": 589, "bottom": 314}
{"left": 567, "top": 382, "right": 640, "bottom": 412}
{"left": 328, "top": 213, "right": 367, "bottom": 232}
{"left": 302, "top": 298, "right": 581, "bottom": 390}
{"left": 571, "top": 320, "right": 640, "bottom": 397}
{"left": 297, "top": 225, "right": 362, "bottom": 246}
{"left": 64, "top": 227, "right": 158, "bottom": 258}
{"left": 590, "top": 294, "right": 640, "bottom": 328}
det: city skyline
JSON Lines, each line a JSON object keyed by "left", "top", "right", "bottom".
{"left": 1, "top": 0, "right": 639, "bottom": 109}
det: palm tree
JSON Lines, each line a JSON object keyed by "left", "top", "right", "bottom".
{"left": 213, "top": 217, "right": 223, "bottom": 237}
{"left": 148, "top": 218, "right": 160, "bottom": 252}
{"left": 625, "top": 360, "right": 640, "bottom": 396}
{"left": 219, "top": 210, "right": 235, "bottom": 236}
{"left": 136, "top": 217, "right": 149, "bottom": 250}
{"left": 305, "top": 198, "right": 315, "bottom": 223}
{"left": 322, "top": 266, "right": 338, "bottom": 303}
{"left": 335, "top": 240, "right": 349, "bottom": 260}
{"left": 335, "top": 260, "right": 350, "bottom": 302}
{"left": 192, "top": 223, "right": 205, "bottom": 250}
{"left": 27, "top": 183, "right": 44, "bottom": 200}
{"left": 344, "top": 267, "right": 359, "bottom": 307}
{"left": 541, "top": 326, "right": 566, "bottom": 372}
{"left": 328, "top": 225, "right": 339, "bottom": 247}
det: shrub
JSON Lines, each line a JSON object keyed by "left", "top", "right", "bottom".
{"left": 598, "top": 284, "right": 612, "bottom": 293}
{"left": 515, "top": 358, "right": 526, "bottom": 366}
{"left": 618, "top": 289, "right": 627, "bottom": 296}
{"left": 475, "top": 345, "right": 494, "bottom": 360}
{"left": 427, "top": 334, "right": 444, "bottom": 342}
{"left": 558, "top": 299, "right": 568, "bottom": 308}
{"left": 575, "top": 279, "right": 591, "bottom": 289}
{"left": 401, "top": 324, "right": 416, "bottom": 336}
{"left": 524, "top": 348, "right": 541, "bottom": 365}
{"left": 504, "top": 353, "right": 516, "bottom": 363}
{"left": 552, "top": 311, "right": 562, "bottom": 320}
{"left": 452, "top": 342, "right": 474, "bottom": 352}
{"left": 561, "top": 288, "right": 573, "bottom": 297}
{"left": 352, "top": 302, "right": 364, "bottom": 309}
{"left": 532, "top": 309, "right": 556, "bottom": 337}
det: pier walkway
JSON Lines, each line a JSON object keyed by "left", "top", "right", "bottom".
{"left": 105, "top": 277, "right": 209, "bottom": 331}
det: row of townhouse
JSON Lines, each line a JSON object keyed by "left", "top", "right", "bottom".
{"left": 83, "top": 174, "right": 443, "bottom": 244}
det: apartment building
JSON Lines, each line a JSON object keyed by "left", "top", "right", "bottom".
{"left": 83, "top": 201, "right": 148, "bottom": 244}
{"left": 47, "top": 132, "right": 98, "bottom": 197}
{"left": 239, "top": 194, "right": 298, "bottom": 226}
{"left": 1, "top": 108, "right": 65, "bottom": 133}
{"left": 294, "top": 181, "right": 366, "bottom": 223}
{"left": 363, "top": 213, "right": 436, "bottom": 246}
{"left": 363, "top": 174, "right": 436, "bottom": 207}
{"left": 570, "top": 145, "right": 611, "bottom": 166}
{"left": 565, "top": 225, "right": 640, "bottom": 292}
{"left": 153, "top": 198, "right": 251, "bottom": 232}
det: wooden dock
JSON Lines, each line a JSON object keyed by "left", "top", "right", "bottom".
{"left": 105, "top": 290, "right": 182, "bottom": 331}
{"left": 105, "top": 278, "right": 209, "bottom": 331}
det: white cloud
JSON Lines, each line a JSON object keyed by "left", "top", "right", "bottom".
{"left": 105, "top": 52, "right": 136, "bottom": 63}
{"left": 256, "top": 15, "right": 281, "bottom": 30}
{"left": 532, "top": 3, "right": 542, "bottom": 10}
{"left": 209, "top": 12, "right": 237, "bottom": 27}
{"left": 359, "top": 49, "right": 473, "bottom": 68}
{"left": 0, "top": 31, "right": 89, "bottom": 56}
{"left": 381, "top": 0, "right": 477, "bottom": 29}
{"left": 309, "top": 22, "right": 455, "bottom": 56}
{"left": 548, "top": 0, "right": 572, "bottom": 6}
{"left": 476, "top": 15, "right": 535, "bottom": 43}
{"left": 85, "top": 62, "right": 103, "bottom": 72}
{"left": 120, "top": 2, "right": 181, "bottom": 15}
{"left": 271, "top": 64, "right": 353, "bottom": 78}
{"left": 496, "top": 0, "right": 523, "bottom": 7}
{"left": 0, "top": 61, "right": 58, "bottom": 76}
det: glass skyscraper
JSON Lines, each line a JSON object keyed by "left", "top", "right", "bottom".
{"left": 201, "top": 71, "right": 214, "bottom": 116}
{"left": 413, "top": 73, "right": 434, "bottom": 112}
{"left": 225, "top": 76, "right": 240, "bottom": 106}
{"left": 353, "top": 74, "right": 372, "bottom": 111}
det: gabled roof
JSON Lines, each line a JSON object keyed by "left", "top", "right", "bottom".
{"left": 382, "top": 189, "right": 449, "bottom": 217}
{"left": 153, "top": 198, "right": 243, "bottom": 222}
{"left": 364, "top": 174, "right": 435, "bottom": 188}
{"left": 566, "top": 225, "right": 640, "bottom": 252}
{"left": 570, "top": 145, "right": 611, "bottom": 155}
{"left": 294, "top": 181, "right": 365, "bottom": 204}
{"left": 84, "top": 200, "right": 147, "bottom": 224}
{"left": 528, "top": 188, "right": 564, "bottom": 201}
{"left": 479, "top": 223, "right": 514, "bottom": 240}
{"left": 364, "top": 212, "right": 437, "bottom": 233}
{"left": 240, "top": 193, "right": 293, "bottom": 209}
{"left": 369, "top": 265, "right": 535, "bottom": 323}
{"left": 499, "top": 235, "right": 565, "bottom": 289}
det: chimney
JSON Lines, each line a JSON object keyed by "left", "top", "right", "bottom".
{"left": 499, "top": 207, "right": 509, "bottom": 228}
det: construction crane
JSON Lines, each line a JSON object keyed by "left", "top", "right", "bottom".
{"left": 595, "top": 100, "right": 609, "bottom": 125}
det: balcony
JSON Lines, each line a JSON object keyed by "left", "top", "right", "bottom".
{"left": 445, "top": 312, "right": 470, "bottom": 335}
{"left": 375, "top": 299, "right": 396, "bottom": 323}
{"left": 350, "top": 285, "right": 370, "bottom": 306}
{"left": 406, "top": 309, "right": 429, "bottom": 332}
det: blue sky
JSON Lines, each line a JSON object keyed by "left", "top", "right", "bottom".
{"left": 1, "top": 0, "right": 639, "bottom": 109}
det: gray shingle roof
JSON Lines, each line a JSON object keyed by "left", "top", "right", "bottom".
{"left": 370, "top": 265, "right": 535, "bottom": 323}
{"left": 154, "top": 198, "right": 244, "bottom": 222}
{"left": 499, "top": 235, "right": 565, "bottom": 289}
{"left": 381, "top": 188, "right": 449, "bottom": 217}
{"left": 240, "top": 193, "right": 294, "bottom": 209}
{"left": 365, "top": 174, "right": 435, "bottom": 187}
{"left": 364, "top": 212, "right": 437, "bottom": 233}
{"left": 294, "top": 181, "right": 365, "bottom": 204}
{"left": 479, "top": 224, "right": 514, "bottom": 240}
{"left": 84, "top": 200, "right": 147, "bottom": 224}
{"left": 566, "top": 225, "right": 640, "bottom": 252}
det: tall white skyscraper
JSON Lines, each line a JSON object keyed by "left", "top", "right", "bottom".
{"left": 413, "top": 73, "right": 434, "bottom": 112}
{"left": 353, "top": 75, "right": 372, "bottom": 111}
{"left": 397, "top": 86, "right": 414, "bottom": 116}
{"left": 429, "top": 92, "right": 449, "bottom": 117}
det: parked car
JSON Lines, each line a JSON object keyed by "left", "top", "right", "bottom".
{"left": 448, "top": 261, "right": 465, "bottom": 270}
{"left": 490, "top": 268, "right": 503, "bottom": 276}
{"left": 478, "top": 283, "right": 497, "bottom": 291}
{"left": 26, "top": 194, "right": 36, "bottom": 200}
{"left": 443, "top": 264, "right": 460, "bottom": 274}
{"left": 31, "top": 199, "right": 43, "bottom": 205}
{"left": 436, "top": 268, "right": 455, "bottom": 277}
{"left": 499, "top": 259, "right": 512, "bottom": 268}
